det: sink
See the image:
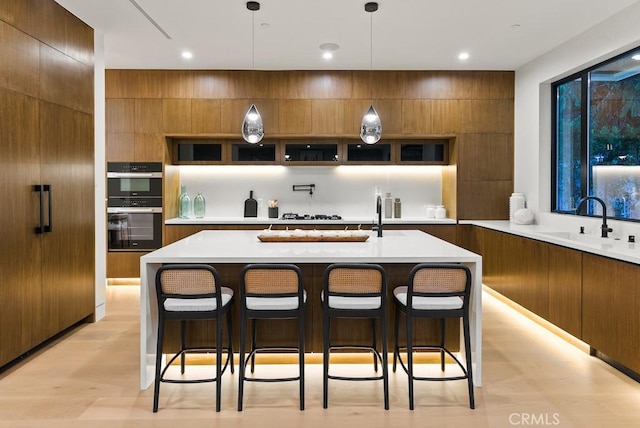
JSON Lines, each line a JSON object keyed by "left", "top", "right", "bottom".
{"left": 538, "top": 231, "right": 617, "bottom": 247}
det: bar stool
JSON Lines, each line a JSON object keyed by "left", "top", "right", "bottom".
{"left": 153, "top": 264, "right": 234, "bottom": 412}
{"left": 238, "top": 264, "right": 306, "bottom": 411}
{"left": 322, "top": 263, "right": 389, "bottom": 410}
{"left": 393, "top": 263, "right": 474, "bottom": 410}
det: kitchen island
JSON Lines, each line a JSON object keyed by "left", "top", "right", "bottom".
{"left": 139, "top": 229, "right": 482, "bottom": 389}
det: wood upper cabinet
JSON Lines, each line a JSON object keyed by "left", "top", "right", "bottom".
{"left": 0, "top": 20, "right": 39, "bottom": 97}
{"left": 191, "top": 99, "right": 222, "bottom": 133}
{"left": 106, "top": 99, "right": 135, "bottom": 133}
{"left": 582, "top": 254, "right": 640, "bottom": 373}
{"left": 39, "top": 43, "right": 93, "bottom": 114}
{"left": 135, "top": 99, "right": 162, "bottom": 133}
{"left": 279, "top": 100, "right": 312, "bottom": 134}
{"left": 457, "top": 133, "right": 513, "bottom": 181}
{"left": 163, "top": 99, "right": 192, "bottom": 133}
{"left": 311, "top": 100, "right": 345, "bottom": 135}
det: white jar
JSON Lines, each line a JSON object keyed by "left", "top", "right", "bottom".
{"left": 435, "top": 205, "right": 446, "bottom": 219}
{"left": 426, "top": 205, "right": 436, "bottom": 218}
{"left": 509, "top": 193, "right": 526, "bottom": 222}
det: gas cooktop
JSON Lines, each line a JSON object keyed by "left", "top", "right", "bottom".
{"left": 281, "top": 213, "right": 342, "bottom": 220}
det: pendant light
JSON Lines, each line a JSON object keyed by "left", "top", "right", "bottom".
{"left": 361, "top": 2, "right": 382, "bottom": 145}
{"left": 242, "top": 1, "right": 264, "bottom": 144}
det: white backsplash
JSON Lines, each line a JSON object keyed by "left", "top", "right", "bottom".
{"left": 177, "top": 165, "right": 443, "bottom": 218}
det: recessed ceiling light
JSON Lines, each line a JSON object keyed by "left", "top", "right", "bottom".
{"left": 632, "top": 54, "right": 640, "bottom": 61}
{"left": 260, "top": 22, "right": 270, "bottom": 28}
{"left": 510, "top": 24, "right": 521, "bottom": 29}
{"left": 458, "top": 52, "right": 469, "bottom": 60}
{"left": 182, "top": 51, "right": 193, "bottom": 59}
{"left": 319, "top": 42, "right": 340, "bottom": 60}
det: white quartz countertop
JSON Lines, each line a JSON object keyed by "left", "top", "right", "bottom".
{"left": 463, "top": 220, "right": 640, "bottom": 265}
{"left": 142, "top": 229, "right": 478, "bottom": 264}
{"left": 165, "top": 216, "right": 456, "bottom": 226}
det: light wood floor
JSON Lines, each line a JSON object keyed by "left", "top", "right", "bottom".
{"left": 0, "top": 286, "right": 639, "bottom": 428}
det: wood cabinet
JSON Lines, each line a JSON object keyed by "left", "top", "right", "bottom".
{"left": 39, "top": 101, "right": 95, "bottom": 339}
{"left": 479, "top": 229, "right": 549, "bottom": 317}
{"left": 107, "top": 252, "right": 149, "bottom": 279}
{"left": 106, "top": 69, "right": 515, "bottom": 221}
{"left": 582, "top": 254, "right": 640, "bottom": 373}
{"left": 463, "top": 227, "right": 581, "bottom": 339}
{"left": 547, "top": 245, "right": 582, "bottom": 338}
{"left": 0, "top": 0, "right": 95, "bottom": 368}
{"left": 0, "top": 87, "right": 44, "bottom": 365}
{"left": 463, "top": 225, "right": 640, "bottom": 377}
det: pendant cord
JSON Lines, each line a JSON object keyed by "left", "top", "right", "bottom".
{"left": 252, "top": 11, "right": 255, "bottom": 71}
{"left": 369, "top": 11, "right": 373, "bottom": 102}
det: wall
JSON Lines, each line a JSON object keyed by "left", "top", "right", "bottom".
{"left": 94, "top": 31, "right": 106, "bottom": 319}
{"left": 106, "top": 70, "right": 515, "bottom": 220}
{"left": 515, "top": 2, "right": 640, "bottom": 219}
{"left": 179, "top": 165, "right": 442, "bottom": 219}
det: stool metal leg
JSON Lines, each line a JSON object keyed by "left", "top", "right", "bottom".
{"left": 463, "top": 313, "right": 475, "bottom": 409}
{"left": 216, "top": 317, "right": 223, "bottom": 412}
{"left": 250, "top": 319, "right": 257, "bottom": 374}
{"left": 371, "top": 318, "right": 378, "bottom": 372}
{"left": 393, "top": 304, "right": 400, "bottom": 372}
{"left": 407, "top": 314, "right": 414, "bottom": 411}
{"left": 153, "top": 317, "right": 165, "bottom": 413}
{"left": 381, "top": 312, "right": 389, "bottom": 410}
{"left": 238, "top": 311, "right": 247, "bottom": 411}
{"left": 227, "top": 311, "right": 234, "bottom": 374}
{"left": 180, "top": 320, "right": 187, "bottom": 374}
{"left": 323, "top": 315, "right": 330, "bottom": 409}
{"left": 440, "top": 318, "right": 446, "bottom": 372}
{"left": 298, "top": 310, "right": 305, "bottom": 411}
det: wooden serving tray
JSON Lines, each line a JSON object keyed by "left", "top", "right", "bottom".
{"left": 257, "top": 234, "right": 369, "bottom": 243}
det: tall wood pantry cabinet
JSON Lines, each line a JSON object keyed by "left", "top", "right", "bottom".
{"left": 0, "top": 0, "right": 95, "bottom": 368}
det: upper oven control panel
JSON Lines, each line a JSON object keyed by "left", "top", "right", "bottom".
{"left": 107, "top": 162, "right": 162, "bottom": 174}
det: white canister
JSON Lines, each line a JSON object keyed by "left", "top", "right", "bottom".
{"left": 509, "top": 193, "right": 525, "bottom": 222}
{"left": 426, "top": 205, "right": 436, "bottom": 218}
{"left": 435, "top": 205, "right": 447, "bottom": 219}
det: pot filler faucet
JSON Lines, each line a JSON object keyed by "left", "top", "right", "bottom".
{"left": 575, "top": 196, "right": 613, "bottom": 238}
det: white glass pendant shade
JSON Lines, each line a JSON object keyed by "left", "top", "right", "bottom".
{"left": 242, "top": 104, "right": 264, "bottom": 144}
{"left": 360, "top": 105, "right": 382, "bottom": 144}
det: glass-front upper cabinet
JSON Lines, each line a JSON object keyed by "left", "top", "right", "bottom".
{"left": 398, "top": 139, "right": 449, "bottom": 164}
{"left": 172, "top": 139, "right": 224, "bottom": 164}
{"left": 283, "top": 141, "right": 340, "bottom": 164}
{"left": 345, "top": 143, "right": 392, "bottom": 163}
{"left": 230, "top": 142, "right": 277, "bottom": 163}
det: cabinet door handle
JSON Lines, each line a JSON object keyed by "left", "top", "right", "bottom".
{"left": 44, "top": 184, "right": 52, "bottom": 233}
{"left": 34, "top": 184, "right": 45, "bottom": 234}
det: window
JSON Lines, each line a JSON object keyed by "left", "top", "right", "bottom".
{"left": 553, "top": 48, "right": 640, "bottom": 220}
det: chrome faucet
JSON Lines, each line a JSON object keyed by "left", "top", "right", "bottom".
{"left": 575, "top": 196, "right": 612, "bottom": 238}
{"left": 375, "top": 195, "right": 383, "bottom": 237}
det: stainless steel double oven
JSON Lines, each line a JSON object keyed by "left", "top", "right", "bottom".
{"left": 107, "top": 162, "right": 163, "bottom": 251}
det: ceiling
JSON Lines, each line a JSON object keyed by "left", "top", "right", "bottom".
{"left": 55, "top": 0, "right": 640, "bottom": 71}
